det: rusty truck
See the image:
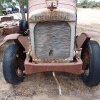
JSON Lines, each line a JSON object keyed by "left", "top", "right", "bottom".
{"left": 0, "top": 0, "right": 100, "bottom": 90}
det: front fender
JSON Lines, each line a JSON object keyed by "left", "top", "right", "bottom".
{"left": 0, "top": 34, "right": 29, "bottom": 52}
{"left": 76, "top": 32, "right": 100, "bottom": 49}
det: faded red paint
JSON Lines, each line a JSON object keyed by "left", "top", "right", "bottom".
{"left": 1, "top": 16, "right": 14, "bottom": 22}
{"left": 24, "top": 57, "right": 83, "bottom": 75}
{"left": 76, "top": 32, "right": 100, "bottom": 48}
{"left": 28, "top": 0, "right": 76, "bottom": 13}
{"left": 3, "top": 26, "right": 19, "bottom": 35}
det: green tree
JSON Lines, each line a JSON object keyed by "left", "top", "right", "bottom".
{"left": 0, "top": 4, "right": 2, "bottom": 16}
{"left": 87, "top": 1, "right": 96, "bottom": 8}
{"left": 77, "top": 0, "right": 100, "bottom": 8}
{"left": 80, "top": 0, "right": 89, "bottom": 5}
{"left": 0, "top": 0, "right": 4, "bottom": 16}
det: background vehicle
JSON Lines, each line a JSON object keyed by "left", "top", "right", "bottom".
{"left": 2, "top": 6, "right": 19, "bottom": 15}
{"left": 6, "top": 7, "right": 12, "bottom": 13}
{"left": 24, "top": 5, "right": 28, "bottom": 13}
{"left": 2, "top": 8, "right": 8, "bottom": 15}
{"left": 1, "top": 0, "right": 100, "bottom": 89}
{"left": 12, "top": 7, "right": 19, "bottom": 13}
{"left": 2, "top": 4, "right": 12, "bottom": 14}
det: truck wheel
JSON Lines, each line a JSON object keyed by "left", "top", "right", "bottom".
{"left": 22, "top": 21, "right": 28, "bottom": 36}
{"left": 81, "top": 40, "right": 100, "bottom": 86}
{"left": 3, "top": 44, "right": 26, "bottom": 84}
{"left": 19, "top": 20, "right": 28, "bottom": 36}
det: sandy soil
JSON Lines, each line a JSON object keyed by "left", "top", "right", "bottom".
{"left": 0, "top": 8, "right": 100, "bottom": 100}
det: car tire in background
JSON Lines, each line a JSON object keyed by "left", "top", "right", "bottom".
{"left": 3, "top": 11, "right": 7, "bottom": 15}
{"left": 8, "top": 10, "right": 12, "bottom": 14}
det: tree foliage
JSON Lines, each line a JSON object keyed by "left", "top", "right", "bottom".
{"left": 0, "top": 0, "right": 28, "bottom": 20}
{"left": 77, "top": 0, "right": 100, "bottom": 8}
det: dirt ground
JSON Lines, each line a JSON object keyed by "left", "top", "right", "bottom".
{"left": 0, "top": 8, "right": 100, "bottom": 100}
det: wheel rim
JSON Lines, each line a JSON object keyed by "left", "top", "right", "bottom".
{"left": 82, "top": 49, "right": 90, "bottom": 77}
{"left": 15, "top": 52, "right": 25, "bottom": 77}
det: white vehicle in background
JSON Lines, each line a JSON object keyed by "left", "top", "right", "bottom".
{"left": 2, "top": 6, "right": 12, "bottom": 15}
{"left": 6, "top": 7, "right": 12, "bottom": 14}
{"left": 15, "top": 5, "right": 20, "bottom": 12}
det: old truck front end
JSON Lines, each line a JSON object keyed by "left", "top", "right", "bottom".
{"left": 24, "top": 0, "right": 83, "bottom": 74}
{"left": 1, "top": 0, "right": 100, "bottom": 87}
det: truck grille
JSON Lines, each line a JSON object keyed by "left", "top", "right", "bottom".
{"left": 34, "top": 21, "right": 71, "bottom": 60}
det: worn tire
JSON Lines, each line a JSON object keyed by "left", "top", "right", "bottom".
{"left": 3, "top": 44, "right": 26, "bottom": 84}
{"left": 19, "top": 20, "right": 28, "bottom": 36}
{"left": 22, "top": 21, "right": 28, "bottom": 36}
{"left": 81, "top": 40, "right": 100, "bottom": 86}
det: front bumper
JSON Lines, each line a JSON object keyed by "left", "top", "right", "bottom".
{"left": 24, "top": 57, "right": 83, "bottom": 75}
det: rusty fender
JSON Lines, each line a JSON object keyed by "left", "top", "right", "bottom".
{"left": 0, "top": 34, "right": 29, "bottom": 52}
{"left": 76, "top": 32, "right": 100, "bottom": 49}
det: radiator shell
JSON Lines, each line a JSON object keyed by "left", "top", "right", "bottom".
{"left": 34, "top": 21, "right": 71, "bottom": 60}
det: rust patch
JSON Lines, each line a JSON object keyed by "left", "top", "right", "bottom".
{"left": 3, "top": 26, "right": 19, "bottom": 35}
{"left": 46, "top": 0, "right": 58, "bottom": 11}
{"left": 1, "top": 16, "right": 14, "bottom": 22}
{"left": 24, "top": 57, "right": 83, "bottom": 75}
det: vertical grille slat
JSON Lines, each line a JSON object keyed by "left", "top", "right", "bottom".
{"left": 34, "top": 21, "right": 71, "bottom": 60}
